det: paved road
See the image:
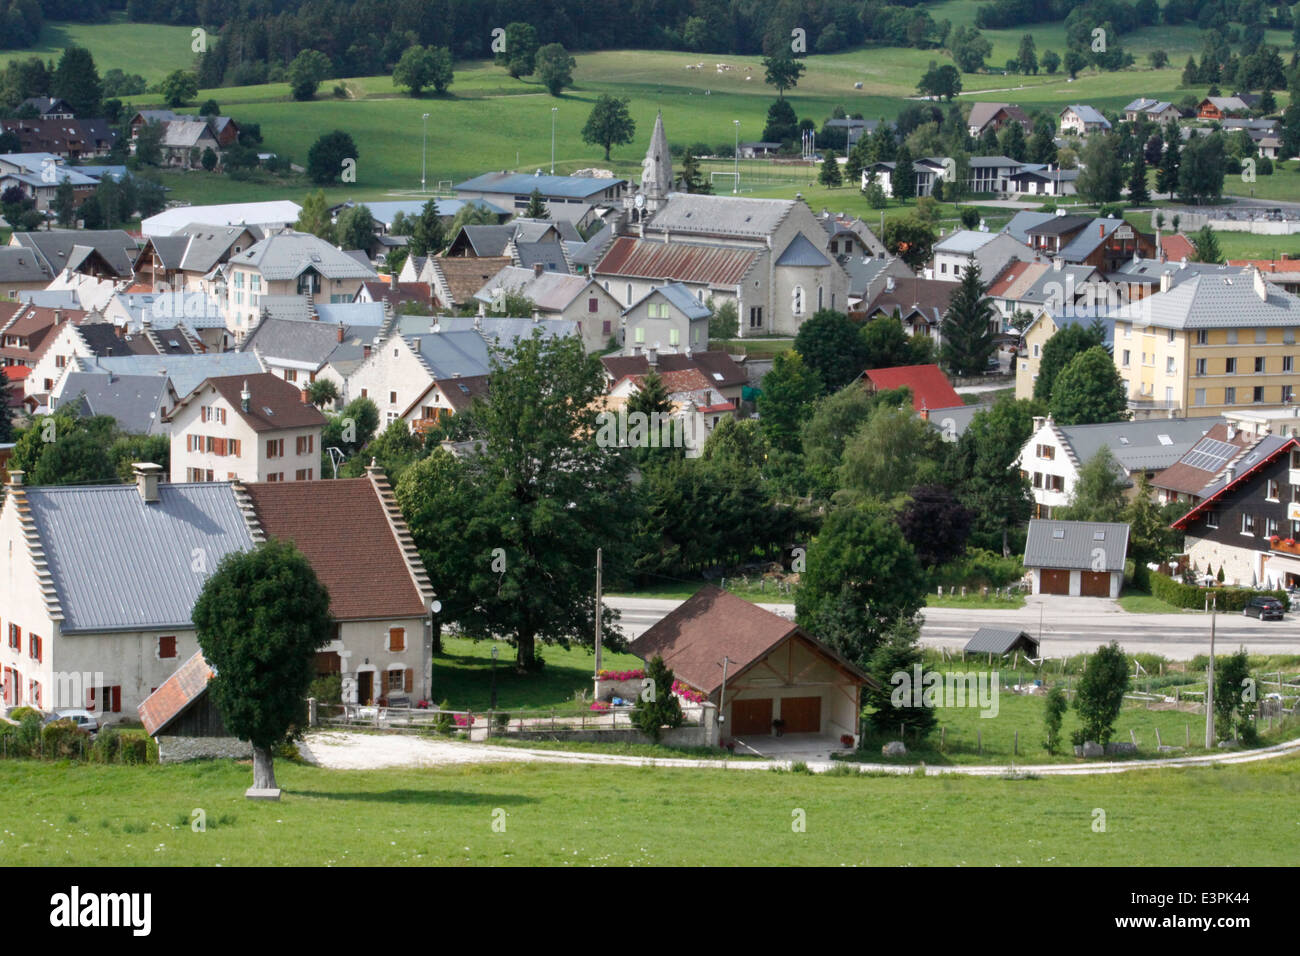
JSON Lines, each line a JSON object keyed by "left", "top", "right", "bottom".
{"left": 606, "top": 595, "right": 1300, "bottom": 659}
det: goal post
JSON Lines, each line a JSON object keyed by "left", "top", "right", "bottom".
{"left": 709, "top": 171, "right": 739, "bottom": 192}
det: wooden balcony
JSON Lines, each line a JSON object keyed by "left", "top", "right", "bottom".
{"left": 1268, "top": 537, "right": 1300, "bottom": 556}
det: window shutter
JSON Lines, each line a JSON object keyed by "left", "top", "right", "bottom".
{"left": 404, "top": 668, "right": 413, "bottom": 693}
{"left": 112, "top": 686, "right": 121, "bottom": 713}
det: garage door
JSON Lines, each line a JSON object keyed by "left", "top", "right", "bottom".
{"left": 780, "top": 696, "right": 822, "bottom": 734}
{"left": 1040, "top": 568, "right": 1070, "bottom": 594}
{"left": 731, "top": 698, "right": 773, "bottom": 736}
{"left": 1080, "top": 571, "right": 1111, "bottom": 597}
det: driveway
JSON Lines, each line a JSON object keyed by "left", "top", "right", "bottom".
{"left": 298, "top": 730, "right": 1300, "bottom": 776}
{"left": 732, "top": 733, "right": 851, "bottom": 761}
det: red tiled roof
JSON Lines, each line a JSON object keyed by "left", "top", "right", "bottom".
{"left": 627, "top": 586, "right": 871, "bottom": 697}
{"left": 244, "top": 476, "right": 429, "bottom": 621}
{"left": 595, "top": 236, "right": 758, "bottom": 287}
{"left": 864, "top": 364, "right": 962, "bottom": 412}
{"left": 986, "top": 259, "right": 1035, "bottom": 297}
{"left": 137, "top": 651, "right": 214, "bottom": 735}
{"left": 1159, "top": 234, "right": 1196, "bottom": 262}
{"left": 2, "top": 365, "right": 30, "bottom": 381}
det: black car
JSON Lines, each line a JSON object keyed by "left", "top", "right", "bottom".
{"left": 1243, "top": 596, "right": 1285, "bottom": 620}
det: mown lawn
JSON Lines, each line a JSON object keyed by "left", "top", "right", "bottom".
{"left": 0, "top": 14, "right": 195, "bottom": 81}
{"left": 1, "top": 754, "right": 1298, "bottom": 865}
{"left": 429, "top": 634, "right": 643, "bottom": 712}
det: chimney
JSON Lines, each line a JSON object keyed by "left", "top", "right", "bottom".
{"left": 1099, "top": 223, "right": 1105, "bottom": 238}
{"left": 1160, "top": 271, "right": 1172, "bottom": 293}
{"left": 389, "top": 271, "right": 399, "bottom": 290}
{"left": 533, "top": 262, "right": 544, "bottom": 278}
{"left": 474, "top": 313, "right": 482, "bottom": 331}
{"left": 885, "top": 276, "right": 895, "bottom": 292}
{"left": 54, "top": 309, "right": 63, "bottom": 323}
{"left": 240, "top": 380, "right": 251, "bottom": 413}
{"left": 1253, "top": 266, "right": 1268, "bottom": 301}
{"left": 300, "top": 387, "right": 310, "bottom": 405}
{"left": 7, "top": 470, "right": 23, "bottom": 488}
{"left": 1032, "top": 416, "right": 1045, "bottom": 431}
{"left": 363, "top": 344, "right": 372, "bottom": 359}
{"left": 647, "top": 346, "right": 658, "bottom": 367}
{"left": 1053, "top": 257, "right": 1063, "bottom": 272}
{"left": 337, "top": 324, "right": 345, "bottom": 343}
{"left": 133, "top": 462, "right": 162, "bottom": 503}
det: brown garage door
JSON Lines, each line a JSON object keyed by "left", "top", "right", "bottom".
{"left": 1080, "top": 571, "right": 1111, "bottom": 597}
{"left": 731, "top": 698, "right": 773, "bottom": 736}
{"left": 1040, "top": 568, "right": 1070, "bottom": 594}
{"left": 780, "top": 696, "right": 822, "bottom": 733}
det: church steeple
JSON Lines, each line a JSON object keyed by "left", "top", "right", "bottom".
{"left": 640, "top": 110, "right": 673, "bottom": 206}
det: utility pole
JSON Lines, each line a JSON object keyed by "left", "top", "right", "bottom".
{"left": 1205, "top": 594, "right": 1216, "bottom": 748}
{"left": 421, "top": 112, "right": 429, "bottom": 193}
{"left": 732, "top": 120, "right": 740, "bottom": 194}
{"left": 593, "top": 547, "right": 603, "bottom": 675}
{"left": 717, "top": 656, "right": 731, "bottom": 733}
{"left": 551, "top": 107, "right": 558, "bottom": 175}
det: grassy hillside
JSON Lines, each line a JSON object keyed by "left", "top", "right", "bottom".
{"left": 0, "top": 14, "right": 196, "bottom": 82}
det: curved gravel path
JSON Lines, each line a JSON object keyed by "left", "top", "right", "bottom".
{"left": 298, "top": 730, "right": 1300, "bottom": 776}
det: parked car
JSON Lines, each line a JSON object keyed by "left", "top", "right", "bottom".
{"left": 1243, "top": 596, "right": 1285, "bottom": 620}
{"left": 42, "top": 708, "right": 99, "bottom": 734}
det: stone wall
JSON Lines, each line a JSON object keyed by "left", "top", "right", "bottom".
{"left": 157, "top": 735, "right": 253, "bottom": 763}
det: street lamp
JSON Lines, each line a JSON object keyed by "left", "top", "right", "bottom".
{"left": 551, "top": 107, "right": 559, "bottom": 175}
{"left": 733, "top": 120, "right": 740, "bottom": 194}
{"left": 421, "top": 113, "right": 430, "bottom": 193}
{"left": 490, "top": 645, "right": 500, "bottom": 710}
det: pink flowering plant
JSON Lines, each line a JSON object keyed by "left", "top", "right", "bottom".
{"left": 672, "top": 680, "right": 706, "bottom": 703}
{"left": 597, "top": 669, "right": 645, "bottom": 681}
{"left": 590, "top": 701, "right": 611, "bottom": 712}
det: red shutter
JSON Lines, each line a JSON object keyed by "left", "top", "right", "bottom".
{"left": 111, "top": 687, "right": 121, "bottom": 713}
{"left": 404, "top": 668, "right": 413, "bottom": 693}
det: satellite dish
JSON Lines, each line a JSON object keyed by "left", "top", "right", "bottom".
{"left": 430, "top": 600, "right": 442, "bottom": 614}
{"left": 635, "top": 193, "right": 645, "bottom": 209}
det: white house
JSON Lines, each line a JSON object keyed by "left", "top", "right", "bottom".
{"left": 166, "top": 372, "right": 327, "bottom": 483}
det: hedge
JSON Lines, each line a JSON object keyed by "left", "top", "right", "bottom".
{"left": 1149, "top": 573, "right": 1289, "bottom": 612}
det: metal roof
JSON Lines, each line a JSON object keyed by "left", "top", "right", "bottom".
{"left": 455, "top": 171, "right": 626, "bottom": 199}
{"left": 232, "top": 232, "right": 377, "bottom": 282}
{"left": 1024, "top": 519, "right": 1130, "bottom": 571}
{"left": 622, "top": 281, "right": 711, "bottom": 319}
{"left": 142, "top": 201, "right": 302, "bottom": 238}
{"left": 964, "top": 627, "right": 1038, "bottom": 655}
{"left": 23, "top": 483, "right": 255, "bottom": 634}
{"left": 408, "top": 329, "right": 493, "bottom": 379}
{"left": 72, "top": 352, "right": 264, "bottom": 399}
{"left": 594, "top": 236, "right": 758, "bottom": 287}
{"left": 1063, "top": 104, "right": 1111, "bottom": 127}
{"left": 774, "top": 232, "right": 832, "bottom": 267}
{"left": 56, "top": 372, "right": 171, "bottom": 435}
{"left": 934, "top": 230, "right": 1001, "bottom": 255}
{"left": 646, "top": 193, "right": 795, "bottom": 238}
{"left": 1056, "top": 416, "right": 1219, "bottom": 474}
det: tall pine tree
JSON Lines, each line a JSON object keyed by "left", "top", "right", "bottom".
{"left": 939, "top": 262, "right": 996, "bottom": 375}
{"left": 1128, "top": 150, "right": 1150, "bottom": 204}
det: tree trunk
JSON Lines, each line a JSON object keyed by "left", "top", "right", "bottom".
{"left": 515, "top": 631, "right": 536, "bottom": 671}
{"left": 431, "top": 617, "right": 443, "bottom": 654}
{"left": 252, "top": 746, "right": 277, "bottom": 790}
{"left": 604, "top": 145, "right": 611, "bottom": 161}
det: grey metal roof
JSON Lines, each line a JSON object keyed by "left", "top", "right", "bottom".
{"left": 10, "top": 229, "right": 140, "bottom": 278}
{"left": 472, "top": 265, "right": 592, "bottom": 312}
{"left": 1064, "top": 104, "right": 1111, "bottom": 127}
{"left": 1001, "top": 211, "right": 1057, "bottom": 244}
{"left": 232, "top": 232, "right": 377, "bottom": 281}
{"left": 0, "top": 247, "right": 53, "bottom": 284}
{"left": 515, "top": 240, "right": 568, "bottom": 273}
{"left": 455, "top": 171, "right": 626, "bottom": 199}
{"left": 774, "top": 232, "right": 832, "bottom": 267}
{"left": 570, "top": 223, "right": 614, "bottom": 267}
{"left": 1024, "top": 519, "right": 1130, "bottom": 571}
{"left": 114, "top": 291, "right": 226, "bottom": 329}
{"left": 72, "top": 352, "right": 264, "bottom": 399}
{"left": 926, "top": 403, "right": 981, "bottom": 440}
{"left": 622, "top": 281, "right": 711, "bottom": 320}
{"left": 1059, "top": 218, "right": 1128, "bottom": 262}
{"left": 1057, "top": 416, "right": 1220, "bottom": 474}
{"left": 314, "top": 301, "right": 387, "bottom": 327}
{"left": 240, "top": 317, "right": 366, "bottom": 368}
{"left": 56, "top": 372, "right": 170, "bottom": 435}
{"left": 964, "top": 627, "right": 1038, "bottom": 655}
{"left": 24, "top": 483, "right": 255, "bottom": 634}
{"left": 647, "top": 194, "right": 796, "bottom": 238}
{"left": 408, "top": 329, "right": 492, "bottom": 379}
{"left": 393, "top": 315, "right": 579, "bottom": 347}
{"left": 935, "top": 230, "right": 1000, "bottom": 255}
{"left": 1138, "top": 271, "right": 1300, "bottom": 329}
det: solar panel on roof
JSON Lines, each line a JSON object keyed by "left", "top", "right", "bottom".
{"left": 1181, "top": 437, "right": 1238, "bottom": 472}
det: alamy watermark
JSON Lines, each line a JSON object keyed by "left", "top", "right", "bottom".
{"left": 890, "top": 664, "right": 1000, "bottom": 718}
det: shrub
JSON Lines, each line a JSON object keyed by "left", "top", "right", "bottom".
{"left": 15, "top": 713, "right": 41, "bottom": 756}
{"left": 8, "top": 706, "right": 39, "bottom": 722}
{"left": 1149, "top": 573, "right": 1288, "bottom": 611}
{"left": 1043, "top": 685, "right": 1067, "bottom": 754}
{"left": 91, "top": 725, "right": 121, "bottom": 763}
{"left": 308, "top": 674, "right": 342, "bottom": 704}
{"left": 0, "top": 721, "right": 15, "bottom": 757}
{"left": 433, "top": 699, "right": 454, "bottom": 735}
{"left": 118, "top": 735, "right": 149, "bottom": 764}
{"left": 41, "top": 719, "right": 89, "bottom": 759}
{"left": 631, "top": 655, "right": 683, "bottom": 742}
{"left": 931, "top": 548, "right": 1025, "bottom": 590}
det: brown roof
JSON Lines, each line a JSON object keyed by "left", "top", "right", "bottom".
{"left": 862, "top": 276, "right": 957, "bottom": 325}
{"left": 600, "top": 350, "right": 748, "bottom": 389}
{"left": 1152, "top": 422, "right": 1253, "bottom": 495}
{"left": 595, "top": 236, "right": 759, "bottom": 287}
{"left": 433, "top": 256, "right": 512, "bottom": 306}
{"left": 359, "top": 280, "right": 434, "bottom": 309}
{"left": 627, "top": 586, "right": 872, "bottom": 697}
{"left": 400, "top": 372, "right": 490, "bottom": 418}
{"left": 185, "top": 373, "right": 327, "bottom": 433}
{"left": 244, "top": 475, "right": 430, "bottom": 621}
{"left": 137, "top": 651, "right": 214, "bottom": 735}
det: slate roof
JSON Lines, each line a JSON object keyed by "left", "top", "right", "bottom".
{"left": 244, "top": 477, "right": 430, "bottom": 621}
{"left": 0, "top": 247, "right": 53, "bottom": 284}
{"left": 1001, "top": 211, "right": 1058, "bottom": 244}
{"left": 646, "top": 194, "right": 796, "bottom": 238}
{"left": 239, "top": 317, "right": 365, "bottom": 368}
{"left": 10, "top": 229, "right": 140, "bottom": 278}
{"left": 394, "top": 315, "right": 579, "bottom": 348}
{"left": 965, "top": 627, "right": 1039, "bottom": 655}
{"left": 570, "top": 224, "right": 615, "bottom": 268}
{"left": 1140, "top": 271, "right": 1300, "bottom": 329}
{"left": 232, "top": 232, "right": 377, "bottom": 281}
{"left": 861, "top": 276, "right": 957, "bottom": 326}
{"left": 138, "top": 652, "right": 215, "bottom": 736}
{"left": 628, "top": 586, "right": 872, "bottom": 696}
{"left": 71, "top": 353, "right": 264, "bottom": 399}
{"left": 514, "top": 239, "right": 568, "bottom": 273}
{"left": 21, "top": 482, "right": 255, "bottom": 633}
{"left": 864, "top": 365, "right": 962, "bottom": 411}
{"left": 926, "top": 403, "right": 981, "bottom": 441}
{"left": 935, "top": 230, "right": 1001, "bottom": 254}
{"left": 472, "top": 265, "right": 596, "bottom": 312}
{"left": 1059, "top": 218, "right": 1135, "bottom": 262}
{"left": 455, "top": 171, "right": 626, "bottom": 199}
{"left": 1055, "top": 416, "right": 1219, "bottom": 474}
{"left": 408, "top": 329, "right": 493, "bottom": 379}
{"left": 1063, "top": 104, "right": 1111, "bottom": 128}
{"left": 595, "top": 236, "right": 759, "bottom": 287}
{"left": 56, "top": 372, "right": 171, "bottom": 435}
{"left": 774, "top": 232, "right": 832, "bottom": 267}
{"left": 1023, "top": 519, "right": 1130, "bottom": 571}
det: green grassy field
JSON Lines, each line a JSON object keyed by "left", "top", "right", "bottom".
{"left": 2, "top": 754, "right": 1297, "bottom": 865}
{"left": 0, "top": 14, "right": 196, "bottom": 81}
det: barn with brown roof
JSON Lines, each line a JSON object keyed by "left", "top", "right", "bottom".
{"left": 628, "top": 586, "right": 873, "bottom": 751}
{"left": 137, "top": 652, "right": 252, "bottom": 762}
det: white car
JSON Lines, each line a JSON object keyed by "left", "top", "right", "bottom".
{"left": 43, "top": 709, "right": 99, "bottom": 734}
